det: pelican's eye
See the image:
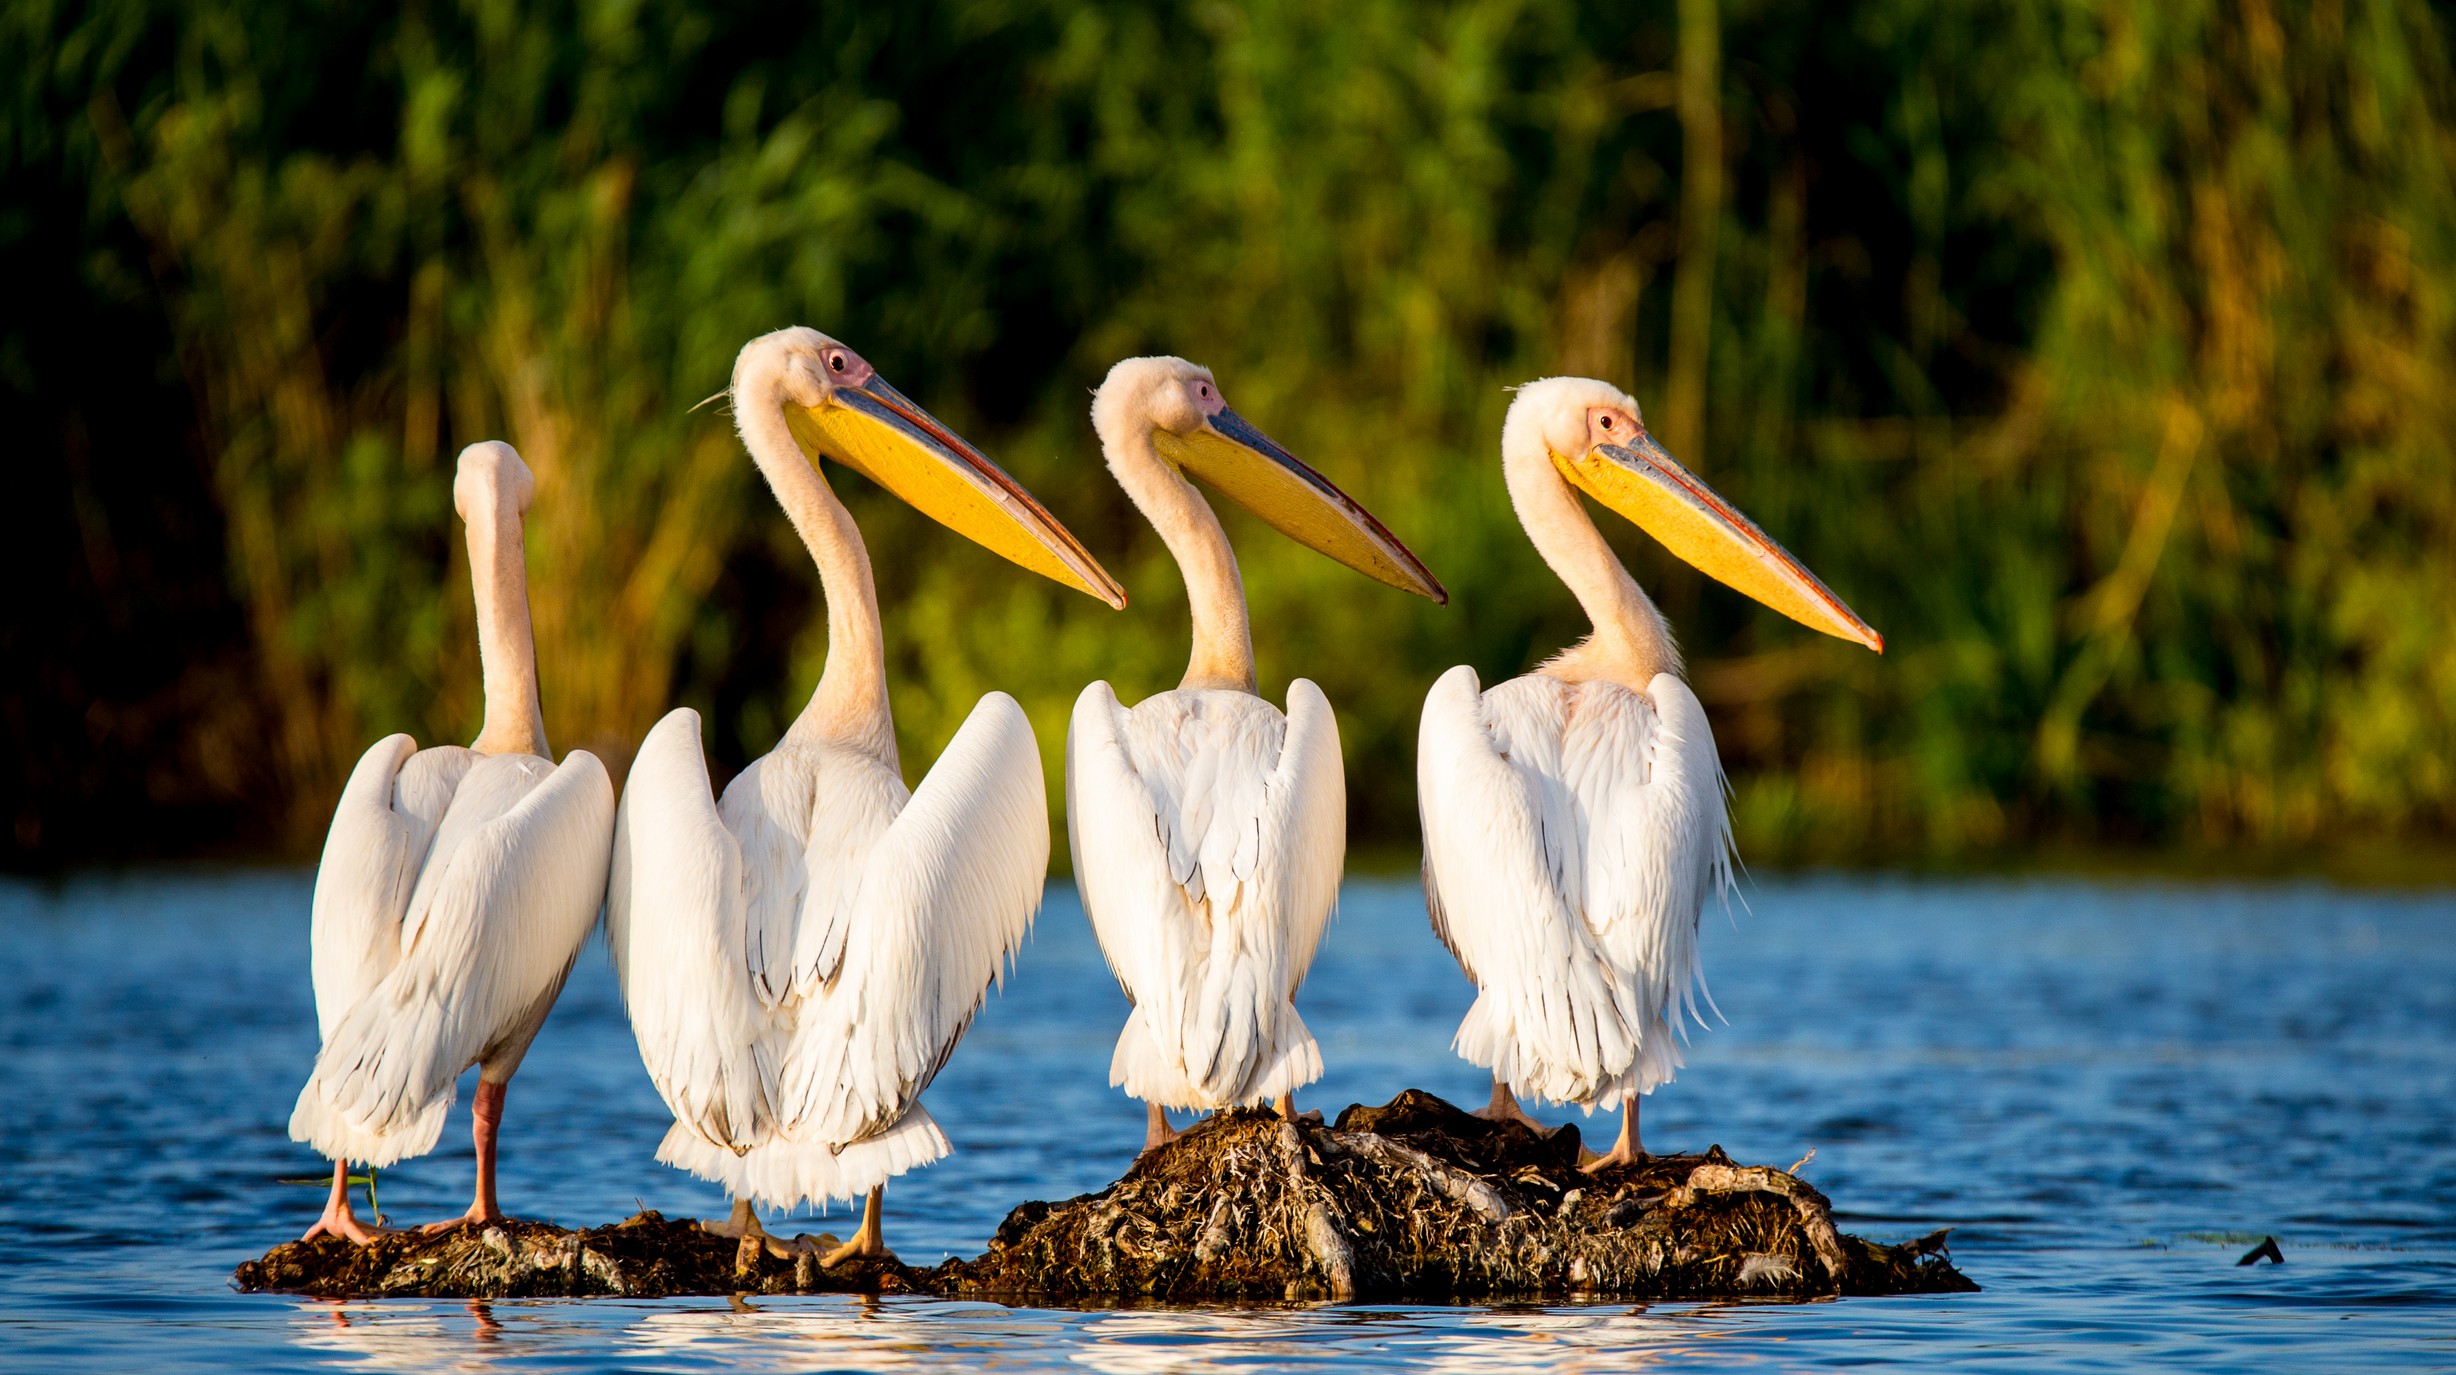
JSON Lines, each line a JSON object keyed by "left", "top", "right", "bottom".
{"left": 1586, "top": 406, "right": 1641, "bottom": 449}
{"left": 818, "top": 348, "right": 873, "bottom": 388}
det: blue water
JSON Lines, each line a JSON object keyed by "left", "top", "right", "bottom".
{"left": 1, "top": 871, "right": 2449, "bottom": 1371}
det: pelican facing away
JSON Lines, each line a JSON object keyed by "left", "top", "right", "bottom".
{"left": 609, "top": 328, "right": 1125, "bottom": 1266}
{"left": 1418, "top": 378, "right": 1881, "bottom": 1168}
{"left": 1069, "top": 357, "right": 1445, "bottom": 1154}
{"left": 293, "top": 441, "right": 617, "bottom": 1242}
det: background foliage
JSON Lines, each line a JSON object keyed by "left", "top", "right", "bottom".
{"left": 8, "top": 0, "right": 2456, "bottom": 871}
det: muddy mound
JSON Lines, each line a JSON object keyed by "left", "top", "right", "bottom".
{"left": 237, "top": 1090, "right": 1973, "bottom": 1303}
{"left": 233, "top": 1211, "right": 907, "bottom": 1299}
{"left": 934, "top": 1091, "right": 1971, "bottom": 1302}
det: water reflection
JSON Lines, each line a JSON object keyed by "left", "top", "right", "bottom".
{"left": 1068, "top": 1308, "right": 1357, "bottom": 1373}
{"left": 1403, "top": 1306, "right": 1731, "bottom": 1374}
{"left": 1069, "top": 1303, "right": 1717, "bottom": 1374}
{"left": 285, "top": 1300, "right": 508, "bottom": 1372}
{"left": 279, "top": 1295, "right": 1752, "bottom": 1374}
{"left": 617, "top": 1295, "right": 1050, "bottom": 1372}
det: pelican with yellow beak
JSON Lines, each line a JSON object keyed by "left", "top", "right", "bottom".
{"left": 607, "top": 328, "right": 1124, "bottom": 1267}
{"left": 1418, "top": 377, "right": 1881, "bottom": 1169}
{"left": 1068, "top": 357, "right": 1445, "bottom": 1154}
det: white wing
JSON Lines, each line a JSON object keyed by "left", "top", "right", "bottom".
{"left": 1067, "top": 682, "right": 1202, "bottom": 1040}
{"left": 607, "top": 708, "right": 777, "bottom": 1153}
{"left": 1271, "top": 681, "right": 1347, "bottom": 999}
{"left": 307, "top": 735, "right": 474, "bottom": 1040}
{"left": 1418, "top": 665, "right": 1730, "bottom": 1107}
{"left": 1067, "top": 681, "right": 1342, "bottom": 1106}
{"left": 1563, "top": 670, "right": 1731, "bottom": 1057}
{"left": 772, "top": 691, "right": 1048, "bottom": 1144}
{"left": 299, "top": 748, "right": 613, "bottom": 1162}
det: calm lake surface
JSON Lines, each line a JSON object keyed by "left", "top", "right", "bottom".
{"left": 1, "top": 871, "right": 2449, "bottom": 1371}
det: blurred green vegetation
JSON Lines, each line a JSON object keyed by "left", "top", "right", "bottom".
{"left": 8, "top": 0, "right": 2456, "bottom": 871}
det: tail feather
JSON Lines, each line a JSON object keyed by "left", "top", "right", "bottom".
{"left": 1453, "top": 988, "right": 1685, "bottom": 1111}
{"left": 1109, "top": 1006, "right": 1199, "bottom": 1106}
{"left": 657, "top": 1104, "right": 951, "bottom": 1211}
{"left": 290, "top": 979, "right": 458, "bottom": 1167}
{"left": 1243, "top": 1002, "right": 1324, "bottom": 1105}
{"left": 1112, "top": 1001, "right": 1321, "bottom": 1110}
{"left": 289, "top": 1076, "right": 450, "bottom": 1169}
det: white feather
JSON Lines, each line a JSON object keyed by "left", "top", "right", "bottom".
{"left": 305, "top": 736, "right": 475, "bottom": 1043}
{"left": 609, "top": 694, "right": 1046, "bottom": 1210}
{"left": 1418, "top": 665, "right": 1731, "bottom": 1110}
{"left": 292, "top": 746, "right": 614, "bottom": 1166}
{"left": 1066, "top": 679, "right": 1343, "bottom": 1110}
{"left": 606, "top": 708, "right": 774, "bottom": 1154}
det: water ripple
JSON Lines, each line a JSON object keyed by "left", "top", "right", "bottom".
{"left": 0, "top": 871, "right": 2449, "bottom": 1370}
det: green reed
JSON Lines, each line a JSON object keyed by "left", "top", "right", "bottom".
{"left": 10, "top": 0, "right": 2454, "bottom": 866}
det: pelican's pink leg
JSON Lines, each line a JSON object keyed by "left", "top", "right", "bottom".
{"left": 1140, "top": 1101, "right": 1179, "bottom": 1155}
{"left": 1471, "top": 1076, "right": 1545, "bottom": 1130}
{"left": 423, "top": 1079, "right": 509, "bottom": 1232}
{"left": 819, "top": 1186, "right": 894, "bottom": 1268}
{"left": 1582, "top": 1098, "right": 1646, "bottom": 1172}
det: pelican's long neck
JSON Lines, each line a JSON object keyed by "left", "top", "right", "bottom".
{"left": 1101, "top": 422, "right": 1255, "bottom": 694}
{"left": 466, "top": 492, "right": 549, "bottom": 758}
{"left": 735, "top": 382, "right": 900, "bottom": 769}
{"left": 1504, "top": 437, "right": 1681, "bottom": 687}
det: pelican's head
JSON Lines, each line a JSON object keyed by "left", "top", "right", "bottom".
{"left": 1093, "top": 356, "right": 1446, "bottom": 603}
{"left": 735, "top": 327, "right": 1126, "bottom": 608}
{"left": 453, "top": 440, "right": 535, "bottom": 524}
{"left": 1505, "top": 376, "right": 1882, "bottom": 652}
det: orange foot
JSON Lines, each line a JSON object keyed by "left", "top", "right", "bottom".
{"left": 419, "top": 1204, "right": 505, "bottom": 1235}
{"left": 302, "top": 1195, "right": 387, "bottom": 1246}
{"left": 1581, "top": 1143, "right": 1647, "bottom": 1174}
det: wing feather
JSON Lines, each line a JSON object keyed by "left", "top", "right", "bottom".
{"left": 772, "top": 692, "right": 1048, "bottom": 1144}
{"left": 1070, "top": 682, "right": 1338, "bottom": 1107}
{"left": 1573, "top": 675, "right": 1732, "bottom": 1051}
{"left": 308, "top": 736, "right": 474, "bottom": 1040}
{"left": 300, "top": 749, "right": 613, "bottom": 1159}
{"left": 1067, "top": 682, "right": 1203, "bottom": 1032}
{"left": 1266, "top": 679, "right": 1345, "bottom": 999}
{"left": 608, "top": 708, "right": 776, "bottom": 1152}
{"left": 1418, "top": 665, "right": 1642, "bottom": 1105}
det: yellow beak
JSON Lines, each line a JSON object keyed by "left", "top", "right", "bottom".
{"left": 1154, "top": 408, "right": 1447, "bottom": 603}
{"left": 787, "top": 375, "right": 1127, "bottom": 608}
{"left": 1556, "top": 434, "right": 1882, "bottom": 652}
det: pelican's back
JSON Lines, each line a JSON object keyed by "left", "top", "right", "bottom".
{"left": 1068, "top": 680, "right": 1344, "bottom": 1109}
{"left": 308, "top": 736, "right": 477, "bottom": 1040}
{"left": 616, "top": 694, "right": 1046, "bottom": 1210}
{"left": 1418, "top": 666, "right": 1731, "bottom": 1108}
{"left": 294, "top": 747, "right": 613, "bottom": 1166}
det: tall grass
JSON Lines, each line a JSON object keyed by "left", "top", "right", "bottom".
{"left": 10, "top": 0, "right": 2455, "bottom": 866}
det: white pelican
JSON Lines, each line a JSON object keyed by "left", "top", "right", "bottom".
{"left": 608, "top": 328, "right": 1125, "bottom": 1266}
{"left": 1068, "top": 357, "right": 1445, "bottom": 1153}
{"left": 1417, "top": 378, "right": 1881, "bottom": 1168}
{"left": 292, "top": 441, "right": 617, "bottom": 1243}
